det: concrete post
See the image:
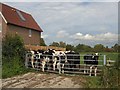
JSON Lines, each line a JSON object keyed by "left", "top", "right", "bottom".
{"left": 103, "top": 55, "right": 106, "bottom": 65}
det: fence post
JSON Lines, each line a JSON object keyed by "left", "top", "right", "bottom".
{"left": 103, "top": 55, "right": 106, "bottom": 65}
{"left": 25, "top": 53, "right": 28, "bottom": 68}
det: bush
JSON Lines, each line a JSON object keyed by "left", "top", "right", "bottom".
{"left": 2, "top": 34, "right": 27, "bottom": 78}
{"left": 2, "top": 34, "right": 25, "bottom": 61}
{"left": 101, "top": 57, "right": 120, "bottom": 88}
{"left": 101, "top": 66, "right": 119, "bottom": 88}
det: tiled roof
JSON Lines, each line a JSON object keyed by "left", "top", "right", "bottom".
{"left": 1, "top": 3, "right": 43, "bottom": 32}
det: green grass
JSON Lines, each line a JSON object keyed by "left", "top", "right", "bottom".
{"left": 84, "top": 76, "right": 102, "bottom": 88}
{"left": 101, "top": 52, "right": 118, "bottom": 60}
{"left": 2, "top": 56, "right": 36, "bottom": 79}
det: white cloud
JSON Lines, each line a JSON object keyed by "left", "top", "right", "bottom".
{"left": 95, "top": 32, "right": 118, "bottom": 41}
{"left": 84, "top": 34, "right": 94, "bottom": 40}
{"left": 56, "top": 30, "right": 69, "bottom": 38}
{"left": 41, "top": 34, "right": 48, "bottom": 39}
{"left": 70, "top": 32, "right": 118, "bottom": 42}
{"left": 0, "top": 0, "right": 119, "bottom": 2}
{"left": 70, "top": 33, "right": 95, "bottom": 40}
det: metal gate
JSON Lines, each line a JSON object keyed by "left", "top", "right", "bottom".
{"left": 25, "top": 53, "right": 106, "bottom": 76}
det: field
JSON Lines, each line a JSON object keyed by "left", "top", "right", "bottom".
{"left": 80, "top": 52, "right": 118, "bottom": 65}
{"left": 80, "top": 52, "right": 118, "bottom": 60}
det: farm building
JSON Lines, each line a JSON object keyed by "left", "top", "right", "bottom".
{"left": 0, "top": 3, "right": 43, "bottom": 45}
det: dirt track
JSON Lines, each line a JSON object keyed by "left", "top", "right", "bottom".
{"left": 2, "top": 72, "right": 86, "bottom": 88}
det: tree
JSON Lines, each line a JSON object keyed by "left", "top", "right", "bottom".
{"left": 40, "top": 38, "right": 46, "bottom": 46}
{"left": 75, "top": 44, "right": 93, "bottom": 52}
{"left": 66, "top": 44, "right": 74, "bottom": 51}
{"left": 59, "top": 41, "right": 66, "bottom": 48}
{"left": 112, "top": 43, "right": 119, "bottom": 52}
{"left": 49, "top": 42, "right": 59, "bottom": 47}
{"left": 49, "top": 41, "right": 66, "bottom": 48}
{"left": 94, "top": 44, "right": 105, "bottom": 52}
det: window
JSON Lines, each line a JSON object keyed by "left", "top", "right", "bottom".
{"left": 29, "top": 29, "right": 32, "bottom": 37}
{"left": 16, "top": 10, "right": 26, "bottom": 21}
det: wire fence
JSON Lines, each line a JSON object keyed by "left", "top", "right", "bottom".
{"left": 25, "top": 53, "right": 107, "bottom": 76}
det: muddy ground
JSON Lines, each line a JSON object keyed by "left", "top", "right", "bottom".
{"left": 2, "top": 72, "right": 87, "bottom": 88}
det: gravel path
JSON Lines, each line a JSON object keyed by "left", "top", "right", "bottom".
{"left": 2, "top": 72, "right": 86, "bottom": 88}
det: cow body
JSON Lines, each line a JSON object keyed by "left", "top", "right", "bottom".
{"left": 84, "top": 53, "right": 99, "bottom": 76}
{"left": 65, "top": 51, "right": 80, "bottom": 71}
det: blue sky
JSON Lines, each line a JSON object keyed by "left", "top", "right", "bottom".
{"left": 3, "top": 1, "right": 118, "bottom": 47}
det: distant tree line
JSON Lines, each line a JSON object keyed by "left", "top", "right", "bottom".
{"left": 40, "top": 38, "right": 119, "bottom": 52}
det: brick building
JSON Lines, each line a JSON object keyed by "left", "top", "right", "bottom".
{"left": 0, "top": 3, "right": 43, "bottom": 45}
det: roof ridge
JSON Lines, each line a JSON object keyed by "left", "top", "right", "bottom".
{"left": 2, "top": 3, "right": 31, "bottom": 16}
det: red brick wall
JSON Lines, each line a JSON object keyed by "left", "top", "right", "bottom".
{"left": 2, "top": 20, "right": 41, "bottom": 45}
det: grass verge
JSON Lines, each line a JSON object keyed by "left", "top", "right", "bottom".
{"left": 2, "top": 56, "right": 35, "bottom": 79}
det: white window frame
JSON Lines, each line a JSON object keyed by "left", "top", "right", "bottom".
{"left": 29, "top": 29, "right": 32, "bottom": 37}
{"left": 16, "top": 10, "right": 26, "bottom": 21}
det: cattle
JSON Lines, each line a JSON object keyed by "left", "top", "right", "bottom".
{"left": 25, "top": 49, "right": 81, "bottom": 74}
{"left": 37, "top": 49, "right": 68, "bottom": 74}
{"left": 65, "top": 51, "right": 80, "bottom": 71}
{"left": 56, "top": 51, "right": 68, "bottom": 74}
{"left": 26, "top": 49, "right": 48, "bottom": 71}
{"left": 51, "top": 50, "right": 67, "bottom": 73}
{"left": 26, "top": 50, "right": 42, "bottom": 69}
{"left": 43, "top": 49, "right": 55, "bottom": 70}
{"left": 83, "top": 53, "right": 99, "bottom": 76}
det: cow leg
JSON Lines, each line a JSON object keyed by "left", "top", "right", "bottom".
{"left": 94, "top": 67, "right": 97, "bottom": 76}
{"left": 84, "top": 65, "right": 86, "bottom": 74}
{"left": 89, "top": 65, "right": 93, "bottom": 76}
{"left": 53, "top": 64, "right": 55, "bottom": 71}
{"left": 57, "top": 63, "right": 61, "bottom": 74}
{"left": 34, "top": 60, "right": 37, "bottom": 69}
{"left": 42, "top": 61, "right": 45, "bottom": 72}
{"left": 31, "top": 59, "right": 34, "bottom": 69}
{"left": 53, "top": 62, "right": 56, "bottom": 71}
{"left": 42, "top": 64, "right": 44, "bottom": 72}
{"left": 42, "top": 65, "right": 45, "bottom": 72}
{"left": 62, "top": 64, "right": 64, "bottom": 74}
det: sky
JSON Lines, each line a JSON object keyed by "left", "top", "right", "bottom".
{"left": 2, "top": 1, "right": 118, "bottom": 47}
